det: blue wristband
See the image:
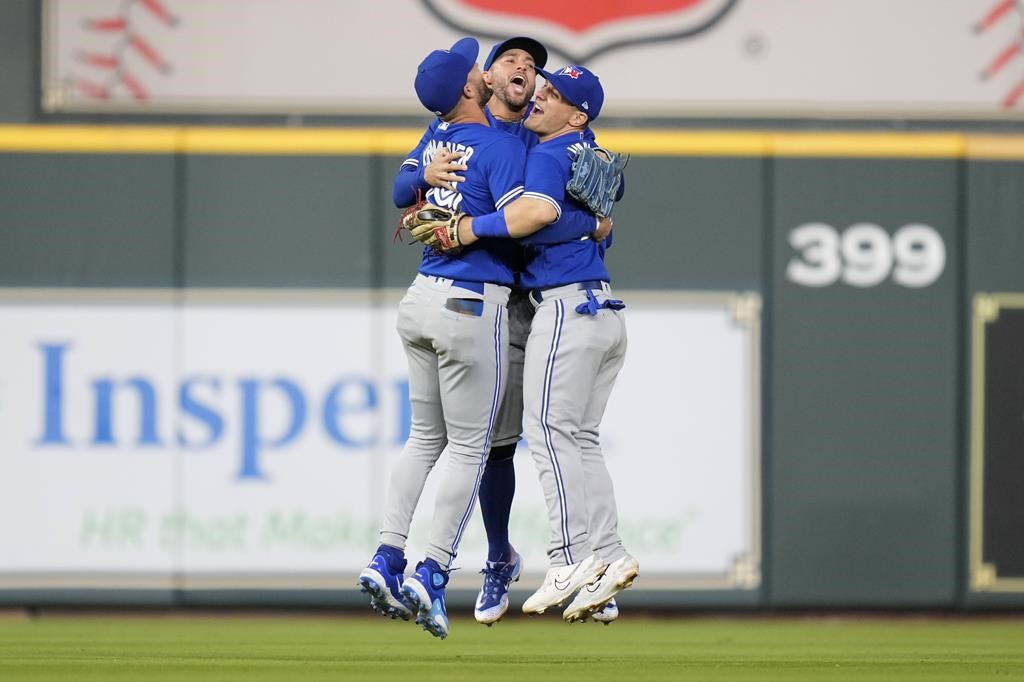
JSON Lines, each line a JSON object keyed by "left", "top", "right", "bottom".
{"left": 472, "top": 210, "right": 510, "bottom": 239}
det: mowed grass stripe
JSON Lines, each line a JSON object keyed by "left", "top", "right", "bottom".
{"left": 1, "top": 615, "right": 1022, "bottom": 681}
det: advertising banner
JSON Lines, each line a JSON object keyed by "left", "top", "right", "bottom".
{"left": 0, "top": 291, "right": 759, "bottom": 591}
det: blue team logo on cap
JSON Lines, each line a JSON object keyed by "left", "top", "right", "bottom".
{"left": 540, "top": 64, "right": 604, "bottom": 119}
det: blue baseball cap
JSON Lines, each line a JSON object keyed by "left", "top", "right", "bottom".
{"left": 483, "top": 36, "right": 547, "bottom": 71}
{"left": 414, "top": 37, "right": 480, "bottom": 117}
{"left": 538, "top": 65, "right": 604, "bottom": 122}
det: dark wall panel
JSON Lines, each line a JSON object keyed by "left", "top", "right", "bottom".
{"left": 0, "top": 153, "right": 176, "bottom": 286}
{"left": 769, "top": 158, "right": 960, "bottom": 606}
{"left": 966, "top": 161, "right": 1024, "bottom": 293}
{"left": 183, "top": 156, "right": 374, "bottom": 287}
{"left": 0, "top": 0, "right": 34, "bottom": 123}
{"left": 964, "top": 160, "right": 1024, "bottom": 607}
{"left": 608, "top": 157, "right": 765, "bottom": 290}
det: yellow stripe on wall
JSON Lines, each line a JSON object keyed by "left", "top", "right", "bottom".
{"left": 181, "top": 127, "right": 421, "bottom": 155}
{"left": 1, "top": 125, "right": 1023, "bottom": 159}
{"left": 0, "top": 125, "right": 181, "bottom": 153}
{"left": 967, "top": 135, "right": 1024, "bottom": 160}
{"left": 0, "top": 125, "right": 422, "bottom": 156}
{"left": 772, "top": 132, "right": 966, "bottom": 158}
{"left": 595, "top": 130, "right": 772, "bottom": 156}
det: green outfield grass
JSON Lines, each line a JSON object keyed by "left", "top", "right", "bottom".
{"left": 1, "top": 613, "right": 1023, "bottom": 681}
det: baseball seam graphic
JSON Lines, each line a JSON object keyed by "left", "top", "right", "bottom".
{"left": 68, "top": 0, "right": 179, "bottom": 102}
{"left": 975, "top": 0, "right": 1024, "bottom": 108}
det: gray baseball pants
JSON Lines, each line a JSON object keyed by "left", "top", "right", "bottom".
{"left": 379, "top": 274, "right": 509, "bottom": 569}
{"left": 523, "top": 282, "right": 629, "bottom": 568}
{"left": 490, "top": 289, "right": 533, "bottom": 448}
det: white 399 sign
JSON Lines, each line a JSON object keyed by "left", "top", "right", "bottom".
{"left": 786, "top": 223, "right": 946, "bottom": 288}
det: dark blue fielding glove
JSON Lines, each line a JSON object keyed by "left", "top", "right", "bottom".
{"left": 566, "top": 145, "right": 629, "bottom": 218}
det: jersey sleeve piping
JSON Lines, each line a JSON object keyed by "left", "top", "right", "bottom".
{"left": 495, "top": 186, "right": 524, "bottom": 210}
{"left": 521, "top": 191, "right": 562, "bottom": 220}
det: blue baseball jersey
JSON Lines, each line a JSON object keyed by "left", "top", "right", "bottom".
{"left": 486, "top": 103, "right": 539, "bottom": 150}
{"left": 518, "top": 131, "right": 611, "bottom": 290}
{"left": 393, "top": 111, "right": 605, "bottom": 258}
{"left": 484, "top": 105, "right": 602, "bottom": 250}
{"left": 393, "top": 104, "right": 534, "bottom": 208}
{"left": 415, "top": 121, "right": 526, "bottom": 286}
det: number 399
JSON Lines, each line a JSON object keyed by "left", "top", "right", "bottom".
{"left": 786, "top": 222, "right": 946, "bottom": 288}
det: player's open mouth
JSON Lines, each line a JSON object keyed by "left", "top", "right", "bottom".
{"left": 510, "top": 74, "right": 526, "bottom": 87}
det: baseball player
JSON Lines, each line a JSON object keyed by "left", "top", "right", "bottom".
{"left": 438, "top": 64, "right": 639, "bottom": 623}
{"left": 391, "top": 37, "right": 619, "bottom": 626}
{"left": 358, "top": 36, "right": 525, "bottom": 640}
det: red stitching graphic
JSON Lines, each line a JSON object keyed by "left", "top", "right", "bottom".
{"left": 975, "top": 0, "right": 1024, "bottom": 108}
{"left": 70, "top": 0, "right": 178, "bottom": 102}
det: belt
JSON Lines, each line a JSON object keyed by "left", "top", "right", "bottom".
{"left": 419, "top": 275, "right": 485, "bottom": 295}
{"left": 450, "top": 279, "right": 485, "bottom": 295}
{"left": 530, "top": 280, "right": 608, "bottom": 303}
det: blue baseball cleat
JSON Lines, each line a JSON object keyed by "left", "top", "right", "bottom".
{"left": 591, "top": 598, "right": 619, "bottom": 624}
{"left": 400, "top": 559, "right": 450, "bottom": 639}
{"left": 474, "top": 550, "right": 522, "bottom": 625}
{"left": 358, "top": 545, "right": 412, "bottom": 621}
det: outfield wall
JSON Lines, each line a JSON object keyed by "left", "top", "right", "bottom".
{"left": 1, "top": 127, "right": 1023, "bottom": 609}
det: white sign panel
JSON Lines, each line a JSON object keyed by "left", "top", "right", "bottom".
{"left": 42, "top": 0, "right": 1024, "bottom": 118}
{"left": 0, "top": 291, "right": 759, "bottom": 590}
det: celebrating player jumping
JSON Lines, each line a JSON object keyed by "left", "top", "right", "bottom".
{"left": 404, "top": 63, "right": 638, "bottom": 623}
{"left": 358, "top": 36, "right": 524, "bottom": 640}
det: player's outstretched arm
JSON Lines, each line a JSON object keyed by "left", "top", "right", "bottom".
{"left": 392, "top": 163, "right": 424, "bottom": 208}
{"left": 456, "top": 196, "right": 558, "bottom": 245}
{"left": 521, "top": 207, "right": 610, "bottom": 245}
{"left": 460, "top": 201, "right": 609, "bottom": 247}
{"left": 390, "top": 123, "right": 437, "bottom": 208}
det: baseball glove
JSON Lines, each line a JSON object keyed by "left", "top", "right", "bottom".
{"left": 566, "top": 145, "right": 629, "bottom": 217}
{"left": 400, "top": 201, "right": 464, "bottom": 252}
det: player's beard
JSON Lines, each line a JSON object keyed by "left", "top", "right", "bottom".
{"left": 474, "top": 79, "right": 493, "bottom": 109}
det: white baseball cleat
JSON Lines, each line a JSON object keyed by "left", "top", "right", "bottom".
{"left": 563, "top": 555, "right": 639, "bottom": 623}
{"left": 522, "top": 554, "right": 605, "bottom": 615}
